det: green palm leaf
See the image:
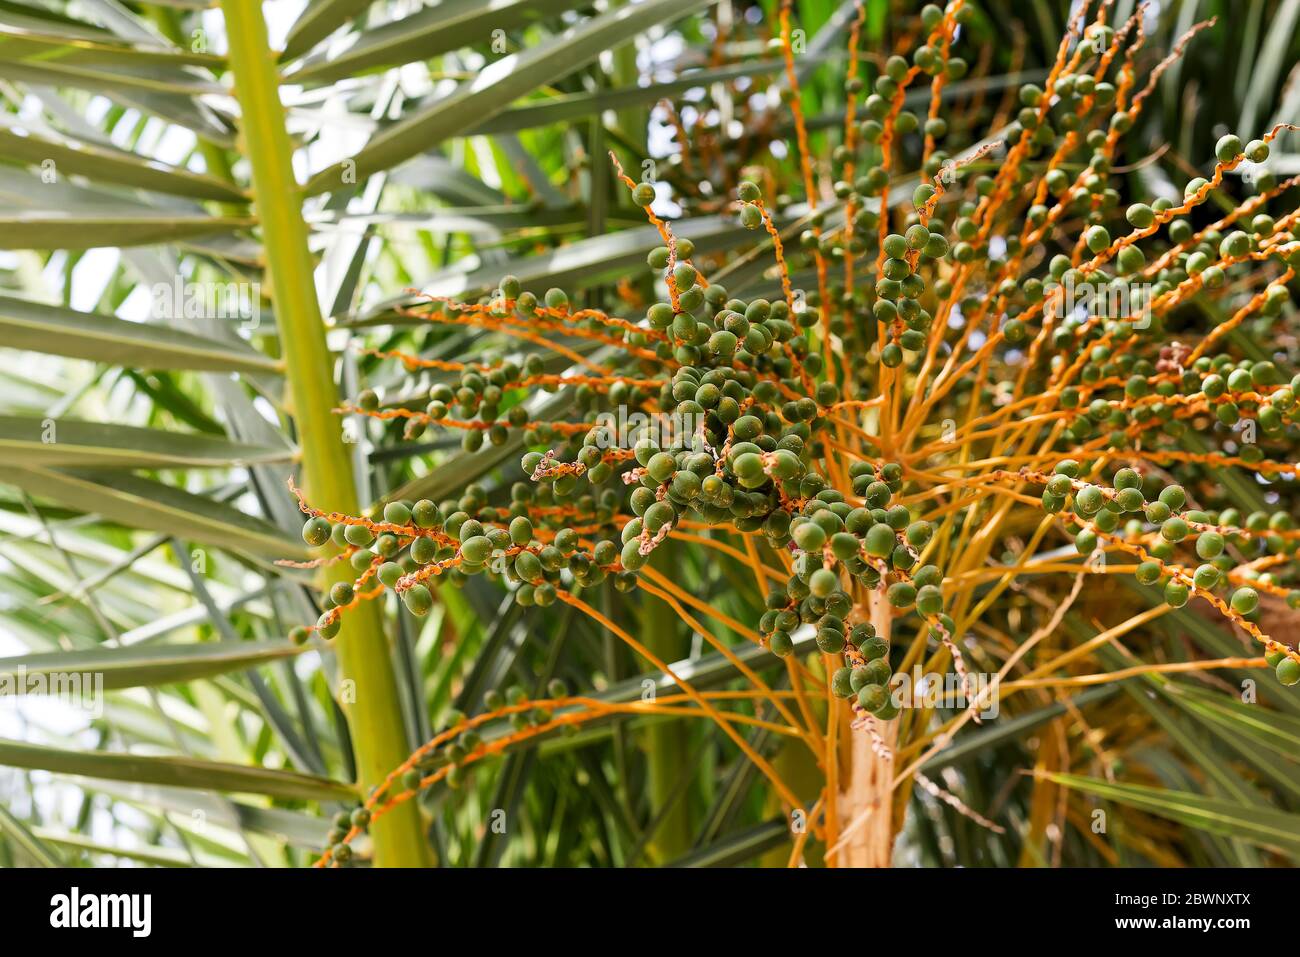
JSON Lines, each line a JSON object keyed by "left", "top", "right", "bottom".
{"left": 0, "top": 294, "right": 276, "bottom": 373}
{"left": 0, "top": 738, "right": 356, "bottom": 802}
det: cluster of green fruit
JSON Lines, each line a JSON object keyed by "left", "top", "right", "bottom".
{"left": 1044, "top": 461, "right": 1300, "bottom": 685}
{"left": 295, "top": 1, "right": 1300, "bottom": 731}
{"left": 301, "top": 201, "right": 955, "bottom": 699}
{"left": 1053, "top": 356, "right": 1300, "bottom": 453}
{"left": 759, "top": 37, "right": 1296, "bottom": 399}
{"left": 320, "top": 683, "right": 577, "bottom": 863}
{"left": 755, "top": 467, "right": 950, "bottom": 721}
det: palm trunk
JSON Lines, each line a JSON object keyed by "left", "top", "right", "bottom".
{"left": 836, "top": 592, "right": 896, "bottom": 867}
{"left": 222, "top": 0, "right": 430, "bottom": 867}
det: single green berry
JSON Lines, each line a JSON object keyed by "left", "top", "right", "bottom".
{"left": 1158, "top": 485, "right": 1186, "bottom": 510}
{"left": 1135, "top": 560, "right": 1162, "bottom": 585}
{"left": 809, "top": 567, "right": 839, "bottom": 598}
{"left": 403, "top": 583, "right": 434, "bottom": 616}
{"left": 1160, "top": 517, "right": 1189, "bottom": 543}
{"left": 344, "top": 523, "right": 375, "bottom": 547}
{"left": 1230, "top": 587, "right": 1259, "bottom": 615}
{"left": 1192, "top": 564, "right": 1220, "bottom": 590}
{"left": 856, "top": 684, "right": 888, "bottom": 712}
{"left": 302, "top": 517, "right": 332, "bottom": 547}
{"left": 864, "top": 523, "right": 897, "bottom": 558}
{"left": 382, "top": 501, "right": 411, "bottom": 526}
{"left": 1215, "top": 133, "right": 1244, "bottom": 163}
{"left": 1126, "top": 203, "right": 1154, "bottom": 229}
{"left": 1195, "top": 532, "right": 1224, "bottom": 559}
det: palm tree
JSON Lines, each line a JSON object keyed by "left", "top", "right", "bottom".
{"left": 1, "top": 0, "right": 1299, "bottom": 870}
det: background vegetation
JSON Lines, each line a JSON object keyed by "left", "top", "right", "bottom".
{"left": 0, "top": 0, "right": 1298, "bottom": 868}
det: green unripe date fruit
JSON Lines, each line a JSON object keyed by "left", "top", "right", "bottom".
{"left": 887, "top": 582, "right": 916, "bottom": 608}
{"left": 302, "top": 517, "right": 332, "bottom": 546}
{"left": 621, "top": 539, "right": 648, "bottom": 571}
{"left": 793, "top": 522, "right": 827, "bottom": 552}
{"left": 860, "top": 636, "right": 888, "bottom": 661}
{"left": 1074, "top": 485, "right": 1104, "bottom": 515}
{"left": 1215, "top": 134, "right": 1243, "bottom": 163}
{"left": 863, "top": 658, "right": 891, "bottom": 686}
{"left": 344, "top": 523, "right": 375, "bottom": 547}
{"left": 1126, "top": 203, "right": 1154, "bottom": 228}
{"left": 643, "top": 501, "right": 675, "bottom": 533}
{"left": 1192, "top": 564, "right": 1220, "bottom": 590}
{"left": 916, "top": 585, "right": 943, "bottom": 616}
{"left": 905, "top": 521, "right": 933, "bottom": 547}
{"left": 459, "top": 535, "right": 492, "bottom": 565}
{"left": 1135, "top": 560, "right": 1162, "bottom": 585}
{"left": 410, "top": 536, "right": 437, "bottom": 565}
{"left": 402, "top": 584, "right": 433, "bottom": 616}
{"left": 809, "top": 567, "right": 839, "bottom": 598}
{"left": 514, "top": 550, "right": 543, "bottom": 583}
{"left": 1230, "top": 587, "right": 1259, "bottom": 615}
{"left": 1164, "top": 580, "right": 1189, "bottom": 607}
{"left": 1144, "top": 501, "right": 1171, "bottom": 524}
{"left": 1116, "top": 487, "right": 1144, "bottom": 512}
{"left": 831, "top": 532, "right": 860, "bottom": 560}
{"left": 1160, "top": 517, "right": 1189, "bottom": 543}
{"left": 383, "top": 501, "right": 411, "bottom": 526}
{"left": 864, "top": 523, "right": 896, "bottom": 557}
{"left": 1196, "top": 532, "right": 1224, "bottom": 559}
{"left": 509, "top": 516, "right": 533, "bottom": 545}
{"left": 1085, "top": 225, "right": 1110, "bottom": 253}
{"left": 849, "top": 666, "right": 871, "bottom": 693}
{"left": 317, "top": 612, "right": 340, "bottom": 640}
{"left": 1158, "top": 485, "right": 1186, "bottom": 510}
{"left": 856, "top": 684, "right": 887, "bottom": 712}
{"left": 378, "top": 562, "right": 404, "bottom": 588}
{"left": 816, "top": 628, "right": 845, "bottom": 653}
{"left": 412, "top": 500, "right": 442, "bottom": 528}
